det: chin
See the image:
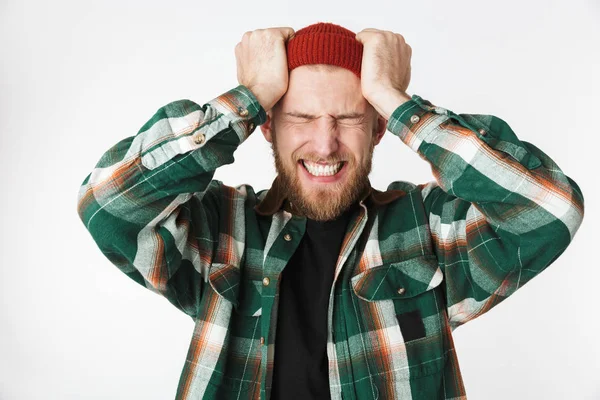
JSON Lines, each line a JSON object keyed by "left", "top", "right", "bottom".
{"left": 292, "top": 183, "right": 353, "bottom": 221}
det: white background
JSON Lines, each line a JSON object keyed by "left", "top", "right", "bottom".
{"left": 1, "top": 0, "right": 599, "bottom": 399}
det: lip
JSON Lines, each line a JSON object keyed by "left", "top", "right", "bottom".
{"left": 298, "top": 160, "right": 348, "bottom": 184}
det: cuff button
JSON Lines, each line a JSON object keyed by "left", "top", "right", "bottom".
{"left": 410, "top": 114, "right": 420, "bottom": 124}
{"left": 239, "top": 108, "right": 249, "bottom": 117}
{"left": 193, "top": 133, "right": 205, "bottom": 145}
{"left": 478, "top": 128, "right": 487, "bottom": 136}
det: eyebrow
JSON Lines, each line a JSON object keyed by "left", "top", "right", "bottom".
{"left": 283, "top": 111, "right": 366, "bottom": 121}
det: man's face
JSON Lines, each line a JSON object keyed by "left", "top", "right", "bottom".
{"left": 261, "top": 65, "right": 386, "bottom": 221}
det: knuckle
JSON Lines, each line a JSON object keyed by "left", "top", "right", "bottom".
{"left": 264, "top": 29, "right": 278, "bottom": 39}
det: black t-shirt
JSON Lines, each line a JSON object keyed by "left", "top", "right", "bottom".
{"left": 271, "top": 209, "right": 353, "bottom": 400}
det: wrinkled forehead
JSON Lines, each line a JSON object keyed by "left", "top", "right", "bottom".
{"left": 274, "top": 65, "right": 372, "bottom": 118}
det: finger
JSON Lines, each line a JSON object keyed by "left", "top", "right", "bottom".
{"left": 273, "top": 27, "right": 295, "bottom": 41}
{"left": 355, "top": 32, "right": 372, "bottom": 43}
{"left": 356, "top": 27, "right": 377, "bottom": 39}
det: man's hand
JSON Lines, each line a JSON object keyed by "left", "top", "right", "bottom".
{"left": 355, "top": 29, "right": 412, "bottom": 119}
{"left": 235, "top": 27, "right": 295, "bottom": 112}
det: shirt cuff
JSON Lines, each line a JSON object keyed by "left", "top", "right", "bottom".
{"left": 385, "top": 94, "right": 444, "bottom": 152}
{"left": 209, "top": 85, "right": 268, "bottom": 141}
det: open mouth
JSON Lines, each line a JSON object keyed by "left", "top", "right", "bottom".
{"left": 300, "top": 160, "right": 345, "bottom": 177}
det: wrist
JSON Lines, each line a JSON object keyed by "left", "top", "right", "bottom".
{"left": 246, "top": 84, "right": 280, "bottom": 113}
{"left": 368, "top": 90, "right": 412, "bottom": 120}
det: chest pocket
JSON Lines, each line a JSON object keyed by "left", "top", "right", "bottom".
{"left": 351, "top": 255, "right": 443, "bottom": 302}
{"left": 350, "top": 255, "right": 447, "bottom": 383}
{"left": 209, "top": 263, "right": 262, "bottom": 316}
{"left": 206, "top": 263, "right": 263, "bottom": 395}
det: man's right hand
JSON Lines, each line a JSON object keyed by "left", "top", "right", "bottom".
{"left": 235, "top": 27, "right": 295, "bottom": 112}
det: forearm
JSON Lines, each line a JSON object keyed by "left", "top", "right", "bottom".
{"left": 77, "top": 85, "right": 265, "bottom": 226}
{"left": 387, "top": 95, "right": 584, "bottom": 231}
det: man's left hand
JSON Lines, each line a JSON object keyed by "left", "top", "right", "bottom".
{"left": 355, "top": 28, "right": 412, "bottom": 119}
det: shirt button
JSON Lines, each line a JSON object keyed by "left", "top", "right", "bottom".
{"left": 193, "top": 132, "right": 205, "bottom": 145}
{"left": 478, "top": 128, "right": 487, "bottom": 136}
{"left": 410, "top": 114, "right": 420, "bottom": 124}
{"left": 239, "top": 108, "right": 249, "bottom": 117}
{"left": 249, "top": 122, "right": 255, "bottom": 131}
{"left": 397, "top": 287, "right": 406, "bottom": 295}
{"left": 260, "top": 337, "right": 265, "bottom": 345}
{"left": 262, "top": 277, "right": 270, "bottom": 286}
{"left": 283, "top": 233, "right": 292, "bottom": 241}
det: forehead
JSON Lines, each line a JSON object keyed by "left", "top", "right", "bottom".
{"left": 276, "top": 65, "right": 370, "bottom": 117}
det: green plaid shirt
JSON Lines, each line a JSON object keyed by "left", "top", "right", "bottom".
{"left": 77, "top": 85, "right": 584, "bottom": 400}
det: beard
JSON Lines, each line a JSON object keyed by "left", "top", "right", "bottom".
{"left": 271, "top": 127, "right": 374, "bottom": 222}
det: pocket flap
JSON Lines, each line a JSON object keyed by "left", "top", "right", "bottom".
{"left": 351, "top": 255, "right": 443, "bottom": 301}
{"left": 208, "top": 263, "right": 262, "bottom": 316}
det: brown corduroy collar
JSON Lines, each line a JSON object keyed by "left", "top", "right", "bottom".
{"left": 254, "top": 175, "right": 407, "bottom": 217}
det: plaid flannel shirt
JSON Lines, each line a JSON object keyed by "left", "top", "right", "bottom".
{"left": 77, "top": 85, "right": 584, "bottom": 399}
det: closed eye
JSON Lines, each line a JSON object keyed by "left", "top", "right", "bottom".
{"left": 283, "top": 112, "right": 367, "bottom": 124}
{"left": 338, "top": 117, "right": 366, "bottom": 125}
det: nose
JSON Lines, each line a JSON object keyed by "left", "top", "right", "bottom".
{"left": 310, "top": 120, "right": 340, "bottom": 158}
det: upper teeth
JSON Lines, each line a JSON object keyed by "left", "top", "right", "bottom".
{"left": 303, "top": 161, "right": 343, "bottom": 177}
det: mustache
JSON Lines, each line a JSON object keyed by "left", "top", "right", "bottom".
{"left": 291, "top": 152, "right": 354, "bottom": 164}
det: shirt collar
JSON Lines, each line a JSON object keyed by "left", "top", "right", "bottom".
{"left": 254, "top": 175, "right": 407, "bottom": 217}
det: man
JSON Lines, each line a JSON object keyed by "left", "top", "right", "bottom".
{"left": 77, "top": 22, "right": 584, "bottom": 400}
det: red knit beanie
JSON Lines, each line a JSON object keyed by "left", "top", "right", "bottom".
{"left": 286, "top": 22, "right": 363, "bottom": 79}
